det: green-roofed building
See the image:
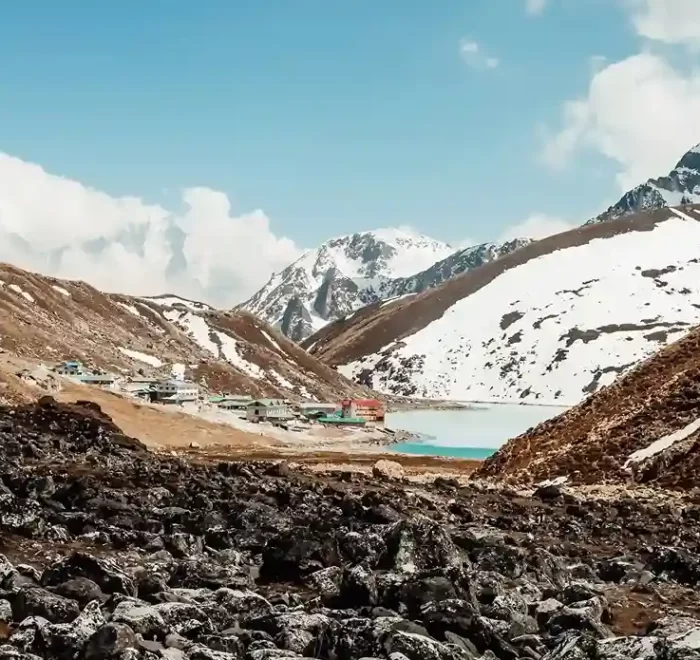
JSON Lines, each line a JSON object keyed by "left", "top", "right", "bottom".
{"left": 245, "top": 399, "right": 292, "bottom": 422}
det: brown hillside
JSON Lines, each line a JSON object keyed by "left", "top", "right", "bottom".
{"left": 0, "top": 263, "right": 370, "bottom": 401}
{"left": 475, "top": 323, "right": 700, "bottom": 490}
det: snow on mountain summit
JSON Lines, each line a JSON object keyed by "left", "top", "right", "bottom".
{"left": 589, "top": 142, "right": 700, "bottom": 224}
{"left": 240, "top": 228, "right": 455, "bottom": 341}
{"left": 240, "top": 228, "right": 531, "bottom": 343}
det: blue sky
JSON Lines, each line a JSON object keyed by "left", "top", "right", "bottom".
{"left": 0, "top": 1, "right": 639, "bottom": 243}
{"left": 1, "top": 0, "right": 700, "bottom": 303}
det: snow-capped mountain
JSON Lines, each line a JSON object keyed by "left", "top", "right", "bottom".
{"left": 588, "top": 143, "right": 700, "bottom": 224}
{"left": 388, "top": 238, "right": 532, "bottom": 296}
{"left": 241, "top": 228, "right": 455, "bottom": 341}
{"left": 241, "top": 229, "right": 531, "bottom": 342}
{"left": 305, "top": 205, "right": 700, "bottom": 405}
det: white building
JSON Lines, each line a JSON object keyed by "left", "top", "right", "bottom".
{"left": 154, "top": 379, "right": 199, "bottom": 403}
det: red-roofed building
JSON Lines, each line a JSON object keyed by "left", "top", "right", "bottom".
{"left": 341, "top": 398, "right": 385, "bottom": 422}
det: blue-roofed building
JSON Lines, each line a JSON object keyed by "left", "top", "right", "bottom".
{"left": 53, "top": 360, "right": 84, "bottom": 376}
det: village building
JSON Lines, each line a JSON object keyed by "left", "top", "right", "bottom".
{"left": 341, "top": 398, "right": 385, "bottom": 422}
{"left": 53, "top": 360, "right": 116, "bottom": 387}
{"left": 215, "top": 394, "right": 253, "bottom": 410}
{"left": 53, "top": 360, "right": 84, "bottom": 376}
{"left": 245, "top": 399, "right": 292, "bottom": 423}
{"left": 153, "top": 379, "right": 199, "bottom": 404}
{"left": 76, "top": 373, "right": 116, "bottom": 386}
{"left": 299, "top": 401, "right": 338, "bottom": 416}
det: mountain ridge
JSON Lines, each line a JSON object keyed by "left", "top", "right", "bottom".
{"left": 241, "top": 229, "right": 531, "bottom": 342}
{"left": 588, "top": 143, "right": 700, "bottom": 224}
{"left": 303, "top": 204, "right": 700, "bottom": 404}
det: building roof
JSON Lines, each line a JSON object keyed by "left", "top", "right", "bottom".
{"left": 342, "top": 398, "right": 383, "bottom": 406}
{"left": 248, "top": 399, "right": 287, "bottom": 407}
{"left": 158, "top": 379, "right": 198, "bottom": 388}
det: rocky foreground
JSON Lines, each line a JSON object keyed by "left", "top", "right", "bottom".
{"left": 2, "top": 399, "right": 700, "bottom": 659}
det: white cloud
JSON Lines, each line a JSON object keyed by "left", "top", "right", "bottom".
{"left": 542, "top": 1, "right": 700, "bottom": 191}
{"left": 631, "top": 0, "right": 700, "bottom": 46}
{"left": 498, "top": 214, "right": 576, "bottom": 241}
{"left": 525, "top": 0, "right": 547, "bottom": 16}
{"left": 541, "top": 53, "right": 700, "bottom": 190}
{"left": 0, "top": 152, "right": 301, "bottom": 307}
{"left": 459, "top": 39, "right": 500, "bottom": 70}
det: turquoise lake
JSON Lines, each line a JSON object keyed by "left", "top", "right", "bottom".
{"left": 386, "top": 404, "right": 569, "bottom": 459}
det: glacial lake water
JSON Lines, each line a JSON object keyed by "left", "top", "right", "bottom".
{"left": 386, "top": 404, "right": 570, "bottom": 459}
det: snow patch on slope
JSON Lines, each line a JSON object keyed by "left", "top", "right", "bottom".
{"left": 624, "top": 417, "right": 700, "bottom": 467}
{"left": 8, "top": 283, "right": 34, "bottom": 303}
{"left": 164, "top": 309, "right": 219, "bottom": 355}
{"left": 117, "top": 302, "right": 142, "bottom": 317}
{"left": 118, "top": 347, "right": 163, "bottom": 368}
{"left": 215, "top": 331, "right": 264, "bottom": 379}
{"left": 338, "top": 214, "right": 700, "bottom": 404}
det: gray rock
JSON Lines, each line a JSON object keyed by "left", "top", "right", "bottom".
{"left": 84, "top": 623, "right": 138, "bottom": 660}
{"left": 13, "top": 586, "right": 80, "bottom": 624}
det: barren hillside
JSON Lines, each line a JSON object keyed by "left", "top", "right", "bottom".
{"left": 476, "top": 322, "right": 700, "bottom": 489}
{"left": 0, "top": 263, "right": 370, "bottom": 402}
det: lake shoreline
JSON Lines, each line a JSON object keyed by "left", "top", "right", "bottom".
{"left": 385, "top": 403, "right": 570, "bottom": 460}
{"left": 389, "top": 396, "right": 575, "bottom": 412}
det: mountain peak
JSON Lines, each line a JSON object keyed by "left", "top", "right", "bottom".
{"left": 241, "top": 229, "right": 525, "bottom": 342}
{"left": 589, "top": 142, "right": 700, "bottom": 225}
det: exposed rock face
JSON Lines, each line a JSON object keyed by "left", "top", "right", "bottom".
{"left": 242, "top": 230, "right": 528, "bottom": 342}
{"left": 589, "top": 143, "right": 700, "bottom": 224}
{"left": 388, "top": 239, "right": 532, "bottom": 297}
{"left": 2, "top": 397, "right": 700, "bottom": 659}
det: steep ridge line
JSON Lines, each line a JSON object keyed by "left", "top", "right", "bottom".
{"left": 304, "top": 205, "right": 693, "bottom": 367}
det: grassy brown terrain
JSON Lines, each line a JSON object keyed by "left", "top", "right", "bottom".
{"left": 0, "top": 262, "right": 372, "bottom": 402}
{"left": 476, "top": 321, "right": 700, "bottom": 488}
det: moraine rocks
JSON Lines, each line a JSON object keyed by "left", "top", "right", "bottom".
{"left": 1, "top": 399, "right": 700, "bottom": 659}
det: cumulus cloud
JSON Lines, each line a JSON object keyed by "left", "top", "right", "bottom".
{"left": 498, "top": 214, "right": 576, "bottom": 241}
{"left": 631, "top": 0, "right": 700, "bottom": 46}
{"left": 542, "top": 53, "right": 700, "bottom": 190}
{"left": 0, "top": 152, "right": 301, "bottom": 307}
{"left": 459, "top": 40, "right": 500, "bottom": 70}
{"left": 525, "top": 0, "right": 547, "bottom": 16}
{"left": 541, "top": 1, "right": 700, "bottom": 190}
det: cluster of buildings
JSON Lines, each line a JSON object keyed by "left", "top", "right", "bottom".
{"left": 53, "top": 360, "right": 201, "bottom": 404}
{"left": 52, "top": 359, "right": 386, "bottom": 427}
{"left": 53, "top": 360, "right": 116, "bottom": 386}
{"left": 207, "top": 396, "right": 385, "bottom": 426}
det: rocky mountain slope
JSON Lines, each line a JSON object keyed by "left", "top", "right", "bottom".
{"left": 387, "top": 238, "right": 532, "bottom": 297}
{"left": 588, "top": 143, "right": 700, "bottom": 224}
{"left": 241, "top": 230, "right": 530, "bottom": 343}
{"left": 241, "top": 229, "right": 454, "bottom": 342}
{"left": 3, "top": 397, "right": 700, "bottom": 660}
{"left": 0, "top": 262, "right": 368, "bottom": 403}
{"left": 304, "top": 205, "right": 700, "bottom": 404}
{"left": 476, "top": 318, "right": 700, "bottom": 489}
